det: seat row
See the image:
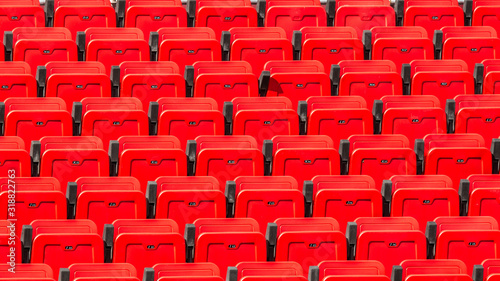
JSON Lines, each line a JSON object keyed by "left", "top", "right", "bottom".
{"left": 2, "top": 25, "right": 500, "bottom": 78}
{"left": 4, "top": 216, "right": 500, "bottom": 280}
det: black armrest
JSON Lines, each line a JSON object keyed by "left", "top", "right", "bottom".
{"left": 425, "top": 221, "right": 437, "bottom": 259}
{"left": 345, "top": 222, "right": 357, "bottom": 260}
{"left": 66, "top": 182, "right": 78, "bottom": 219}
{"left": 303, "top": 181, "right": 314, "bottom": 217}
{"left": 381, "top": 180, "right": 392, "bottom": 217}
{"left": 474, "top": 63, "right": 484, "bottom": 95}
{"left": 262, "top": 140, "right": 273, "bottom": 176}
{"left": 265, "top": 222, "right": 278, "bottom": 261}
{"left": 148, "top": 101, "right": 159, "bottom": 135}
{"left": 146, "top": 181, "right": 157, "bottom": 219}
{"left": 223, "top": 102, "right": 233, "bottom": 135}
{"left": 30, "top": 140, "right": 41, "bottom": 177}
{"left": 72, "top": 102, "right": 83, "bottom": 136}
{"left": 458, "top": 179, "right": 470, "bottom": 216}
{"left": 362, "top": 30, "right": 372, "bottom": 60}
{"left": 36, "top": 66, "right": 47, "bottom": 97}
{"left": 184, "top": 224, "right": 196, "bottom": 262}
{"left": 414, "top": 139, "right": 425, "bottom": 175}
{"left": 433, "top": 30, "right": 443, "bottom": 60}
{"left": 149, "top": 31, "right": 159, "bottom": 61}
{"left": 225, "top": 181, "right": 236, "bottom": 218}
{"left": 103, "top": 224, "right": 114, "bottom": 262}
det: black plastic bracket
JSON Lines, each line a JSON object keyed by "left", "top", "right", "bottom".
{"left": 458, "top": 179, "right": 470, "bottom": 216}
{"left": 414, "top": 139, "right": 425, "bottom": 175}
{"left": 381, "top": 180, "right": 392, "bottom": 217}
{"left": 259, "top": 71, "right": 270, "bottom": 97}
{"left": 292, "top": 31, "right": 302, "bottom": 60}
{"left": 492, "top": 138, "right": 500, "bottom": 174}
{"left": 330, "top": 64, "right": 341, "bottom": 96}
{"left": 146, "top": 181, "right": 157, "bottom": 219}
{"left": 143, "top": 268, "right": 155, "bottom": 281}
{"left": 76, "top": 32, "right": 86, "bottom": 61}
{"left": 110, "top": 66, "right": 121, "bottom": 97}
{"left": 109, "top": 140, "right": 119, "bottom": 176}
{"left": 148, "top": 101, "right": 159, "bottom": 136}
{"left": 401, "top": 63, "right": 411, "bottom": 95}
{"left": 36, "top": 66, "right": 47, "bottom": 97}
{"left": 297, "top": 100, "right": 308, "bottom": 135}
{"left": 223, "top": 101, "right": 233, "bottom": 135}
{"left": 185, "top": 65, "right": 195, "bottom": 97}
{"left": 309, "top": 266, "right": 320, "bottom": 281}
{"left": 325, "top": 0, "right": 336, "bottom": 26}
{"left": 425, "top": 221, "right": 437, "bottom": 259}
{"left": 445, "top": 99, "right": 456, "bottom": 134}
{"left": 59, "top": 268, "right": 70, "bottom": 281}
{"left": 463, "top": 0, "right": 473, "bottom": 26}
{"left": 303, "top": 180, "right": 314, "bottom": 217}
{"left": 115, "top": 0, "right": 126, "bottom": 27}
{"left": 186, "top": 0, "right": 197, "bottom": 27}
{"left": 433, "top": 30, "right": 443, "bottom": 60}
{"left": 362, "top": 31, "right": 372, "bottom": 60}
{"left": 45, "top": 0, "right": 55, "bottom": 27}
{"left": 4, "top": 31, "right": 13, "bottom": 61}
{"left": 185, "top": 223, "right": 196, "bottom": 262}
{"left": 256, "top": 0, "right": 266, "bottom": 27}
{"left": 391, "top": 265, "right": 403, "bottom": 281}
{"left": 227, "top": 267, "right": 238, "bottom": 281}
{"left": 394, "top": 0, "right": 405, "bottom": 26}
{"left": 221, "top": 31, "right": 231, "bottom": 61}
{"left": 72, "top": 102, "right": 83, "bottom": 136}
{"left": 372, "top": 100, "right": 383, "bottom": 134}
{"left": 186, "top": 140, "right": 197, "bottom": 176}
{"left": 345, "top": 222, "right": 357, "bottom": 260}
{"left": 66, "top": 182, "right": 78, "bottom": 219}
{"left": 262, "top": 140, "right": 273, "bottom": 176}
{"left": 225, "top": 181, "right": 236, "bottom": 218}
{"left": 103, "top": 224, "right": 114, "bottom": 262}
{"left": 472, "top": 265, "right": 484, "bottom": 281}
{"left": 265, "top": 222, "right": 278, "bottom": 261}
{"left": 339, "top": 139, "right": 350, "bottom": 175}
{"left": 0, "top": 102, "right": 5, "bottom": 135}
{"left": 30, "top": 140, "right": 41, "bottom": 177}
{"left": 474, "top": 63, "right": 484, "bottom": 95}
{"left": 21, "top": 225, "right": 33, "bottom": 263}
{"left": 149, "top": 31, "right": 159, "bottom": 61}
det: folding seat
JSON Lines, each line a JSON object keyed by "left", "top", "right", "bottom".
{"left": 193, "top": 135, "right": 264, "bottom": 185}
{"left": 0, "top": 136, "right": 30, "bottom": 177}
{"left": 334, "top": 0, "right": 396, "bottom": 39}
{"left": 480, "top": 259, "right": 500, "bottom": 281}
{"left": 262, "top": 0, "right": 327, "bottom": 40}
{"left": 187, "top": 61, "right": 258, "bottom": 111}
{"left": 52, "top": 0, "right": 116, "bottom": 40}
{"left": 9, "top": 27, "right": 77, "bottom": 77}
{"left": 155, "top": 98, "right": 225, "bottom": 150}
{"left": 104, "top": 219, "right": 185, "bottom": 273}
{"left": 364, "top": 26, "right": 434, "bottom": 73}
{"left": 259, "top": 60, "right": 331, "bottom": 110}
{"left": 26, "top": 220, "right": 104, "bottom": 274}
{"left": 422, "top": 134, "right": 492, "bottom": 189}
{"left": 227, "top": 261, "right": 303, "bottom": 281}
{"left": 461, "top": 174, "right": 500, "bottom": 223}
{"left": 431, "top": 217, "right": 500, "bottom": 275}
{"left": 373, "top": 95, "right": 447, "bottom": 145}
{"left": 224, "top": 27, "right": 293, "bottom": 76}
{"left": 147, "top": 176, "right": 225, "bottom": 234}
{"left": 305, "top": 175, "right": 383, "bottom": 234}
{"left": 78, "top": 97, "right": 149, "bottom": 146}
{"left": 467, "top": 0, "right": 500, "bottom": 34}
{"left": 0, "top": 62, "right": 36, "bottom": 100}
{"left": 187, "top": 218, "right": 267, "bottom": 278}
{"left": 80, "top": 27, "right": 150, "bottom": 75}
{"left": 143, "top": 262, "right": 220, "bottom": 281}
{"left": 114, "top": 136, "right": 187, "bottom": 193}
{"left": 309, "top": 260, "right": 385, "bottom": 281}
{"left": 0, "top": 176, "right": 67, "bottom": 238}
{"left": 340, "top": 134, "right": 411, "bottom": 175}
{"left": 347, "top": 217, "right": 427, "bottom": 276}
{"left": 119, "top": 0, "right": 187, "bottom": 39}
{"left": 268, "top": 217, "right": 347, "bottom": 275}
{"left": 270, "top": 135, "right": 341, "bottom": 185}
{"left": 446, "top": 95, "right": 500, "bottom": 134}
{"left": 322, "top": 276, "right": 390, "bottom": 281}
{"left": 228, "top": 97, "right": 300, "bottom": 148}
{"left": 262, "top": 135, "right": 334, "bottom": 175}
{"left": 436, "top": 26, "right": 500, "bottom": 72}
{"left": 396, "top": 0, "right": 463, "bottom": 38}
{"left": 190, "top": 0, "right": 257, "bottom": 41}
{"left": 0, "top": 263, "right": 53, "bottom": 278}
{"left": 66, "top": 176, "right": 146, "bottom": 235}
{"left": 152, "top": 27, "right": 221, "bottom": 74}
{"left": 391, "top": 259, "right": 468, "bottom": 281}
{"left": 232, "top": 277, "right": 306, "bottom": 281}
{"left": 0, "top": 3, "right": 44, "bottom": 51}
{"left": 456, "top": 105, "right": 500, "bottom": 150}
{"left": 226, "top": 176, "right": 305, "bottom": 232}
{"left": 59, "top": 263, "right": 137, "bottom": 281}
{"left": 302, "top": 96, "right": 373, "bottom": 147}
{"left": 402, "top": 60, "right": 474, "bottom": 106}
{"left": 403, "top": 275, "right": 472, "bottom": 281}
{"left": 332, "top": 60, "right": 402, "bottom": 109}
{"left": 476, "top": 59, "right": 500, "bottom": 95}
{"left": 39, "top": 137, "right": 110, "bottom": 188}
{"left": 382, "top": 175, "right": 459, "bottom": 232}
{"left": 2, "top": 97, "right": 72, "bottom": 147}
{"left": 115, "top": 61, "right": 185, "bottom": 112}
{"left": 40, "top": 62, "right": 111, "bottom": 107}
{"left": 348, "top": 141, "right": 416, "bottom": 190}
{"left": 295, "top": 27, "right": 364, "bottom": 72}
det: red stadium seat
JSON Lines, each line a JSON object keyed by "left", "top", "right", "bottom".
{"left": 0, "top": 62, "right": 36, "bottom": 100}
{"left": 227, "top": 261, "right": 303, "bottom": 281}
{"left": 189, "top": 61, "right": 258, "bottom": 111}
{"left": 437, "top": 26, "right": 500, "bottom": 72}
{"left": 150, "top": 176, "right": 226, "bottom": 234}
{"left": 264, "top": 0, "right": 326, "bottom": 40}
{"left": 468, "top": 0, "right": 500, "bottom": 35}
{"left": 192, "top": 0, "right": 257, "bottom": 41}
{"left": 82, "top": 27, "right": 150, "bottom": 75}
{"left": 464, "top": 174, "right": 500, "bottom": 224}
{"left": 154, "top": 27, "right": 221, "bottom": 74}
{"left": 334, "top": 60, "right": 402, "bottom": 109}
{"left": 226, "top": 27, "right": 293, "bottom": 76}
{"left": 297, "top": 27, "right": 364, "bottom": 72}
{"left": 144, "top": 262, "right": 220, "bottom": 281}
{"left": 308, "top": 260, "right": 385, "bottom": 281}
{"left": 70, "top": 177, "right": 146, "bottom": 234}
{"left": 392, "top": 259, "right": 468, "bottom": 281}
{"left": 59, "top": 263, "right": 137, "bottom": 281}
{"left": 0, "top": 263, "right": 53, "bottom": 278}
{"left": 0, "top": 4, "right": 45, "bottom": 50}
{"left": 260, "top": 60, "right": 331, "bottom": 110}
{"left": 42, "top": 62, "right": 111, "bottom": 107}
{"left": 306, "top": 175, "right": 383, "bottom": 233}
{"left": 106, "top": 219, "right": 185, "bottom": 275}
{"left": 228, "top": 176, "right": 304, "bottom": 232}
{"left": 122, "top": 0, "right": 187, "bottom": 39}
{"left": 335, "top": 0, "right": 396, "bottom": 38}
{"left": 366, "top": 26, "right": 434, "bottom": 73}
